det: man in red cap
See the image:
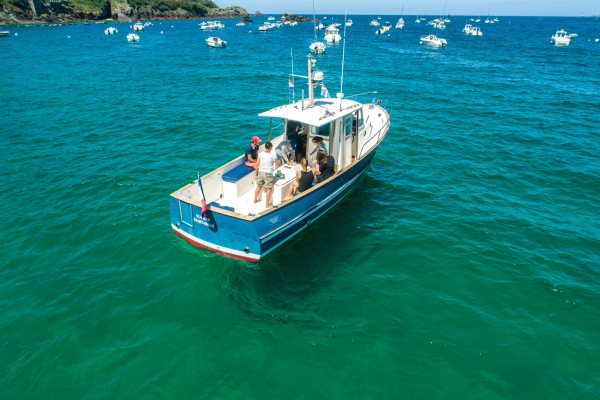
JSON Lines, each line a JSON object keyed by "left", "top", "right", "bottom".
{"left": 245, "top": 136, "right": 261, "bottom": 171}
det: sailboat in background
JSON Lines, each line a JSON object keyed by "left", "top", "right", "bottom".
{"left": 309, "top": 0, "right": 326, "bottom": 54}
{"left": 396, "top": 5, "right": 405, "bottom": 29}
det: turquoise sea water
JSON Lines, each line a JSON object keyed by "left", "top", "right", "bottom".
{"left": 2, "top": 15, "right": 599, "bottom": 398}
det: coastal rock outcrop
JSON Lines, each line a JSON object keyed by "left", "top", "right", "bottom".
{"left": 0, "top": 1, "right": 253, "bottom": 24}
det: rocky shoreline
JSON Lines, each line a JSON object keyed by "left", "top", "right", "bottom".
{"left": 0, "top": 4, "right": 310, "bottom": 26}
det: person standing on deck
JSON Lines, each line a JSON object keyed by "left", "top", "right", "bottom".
{"left": 254, "top": 141, "right": 276, "bottom": 208}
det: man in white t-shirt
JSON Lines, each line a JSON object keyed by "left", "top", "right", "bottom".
{"left": 254, "top": 141, "right": 276, "bottom": 208}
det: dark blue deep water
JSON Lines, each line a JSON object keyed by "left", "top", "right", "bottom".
{"left": 1, "top": 15, "right": 599, "bottom": 399}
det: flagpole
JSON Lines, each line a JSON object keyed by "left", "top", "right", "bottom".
{"left": 197, "top": 172, "right": 208, "bottom": 216}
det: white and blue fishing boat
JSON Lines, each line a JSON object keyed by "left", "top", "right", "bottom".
{"left": 170, "top": 54, "right": 390, "bottom": 262}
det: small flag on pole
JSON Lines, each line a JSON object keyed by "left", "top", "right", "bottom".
{"left": 288, "top": 78, "right": 294, "bottom": 93}
{"left": 197, "top": 173, "right": 208, "bottom": 217}
{"left": 321, "top": 83, "right": 330, "bottom": 98}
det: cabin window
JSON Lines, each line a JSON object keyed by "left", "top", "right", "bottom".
{"left": 314, "top": 123, "right": 331, "bottom": 138}
{"left": 344, "top": 116, "right": 352, "bottom": 137}
{"left": 353, "top": 110, "right": 363, "bottom": 133}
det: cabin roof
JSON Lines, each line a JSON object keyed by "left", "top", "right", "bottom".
{"left": 258, "top": 98, "right": 362, "bottom": 127}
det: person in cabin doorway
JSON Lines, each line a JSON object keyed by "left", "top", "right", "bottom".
{"left": 310, "top": 136, "right": 328, "bottom": 175}
{"left": 315, "top": 150, "right": 335, "bottom": 183}
{"left": 283, "top": 158, "right": 315, "bottom": 201}
{"left": 254, "top": 141, "right": 276, "bottom": 208}
{"left": 308, "top": 135, "right": 327, "bottom": 164}
{"left": 245, "top": 136, "right": 261, "bottom": 171}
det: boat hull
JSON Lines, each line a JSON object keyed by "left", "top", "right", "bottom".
{"left": 170, "top": 150, "right": 376, "bottom": 262}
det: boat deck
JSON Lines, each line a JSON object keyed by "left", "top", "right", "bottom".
{"left": 176, "top": 163, "right": 300, "bottom": 217}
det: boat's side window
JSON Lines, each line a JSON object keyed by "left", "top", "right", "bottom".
{"left": 354, "top": 110, "right": 364, "bottom": 134}
{"left": 344, "top": 116, "right": 352, "bottom": 137}
{"left": 317, "top": 123, "right": 331, "bottom": 138}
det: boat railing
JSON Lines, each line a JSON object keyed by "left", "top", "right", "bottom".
{"left": 267, "top": 121, "right": 285, "bottom": 142}
{"left": 344, "top": 91, "right": 379, "bottom": 103}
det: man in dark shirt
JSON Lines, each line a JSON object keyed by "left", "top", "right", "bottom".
{"left": 315, "top": 150, "right": 335, "bottom": 183}
{"left": 245, "top": 136, "right": 261, "bottom": 170}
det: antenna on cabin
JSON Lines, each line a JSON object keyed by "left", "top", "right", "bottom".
{"left": 290, "top": 48, "right": 295, "bottom": 102}
{"left": 339, "top": 9, "right": 347, "bottom": 111}
{"left": 307, "top": 54, "right": 315, "bottom": 107}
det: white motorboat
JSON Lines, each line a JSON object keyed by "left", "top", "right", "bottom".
{"left": 429, "top": 18, "right": 446, "bottom": 30}
{"left": 369, "top": 19, "right": 380, "bottom": 27}
{"left": 104, "top": 26, "right": 118, "bottom": 35}
{"left": 126, "top": 33, "right": 139, "bottom": 42}
{"left": 346, "top": 19, "right": 353, "bottom": 26}
{"left": 375, "top": 21, "right": 392, "bottom": 35}
{"left": 396, "top": 18, "right": 404, "bottom": 29}
{"left": 462, "top": 23, "right": 473, "bottom": 33}
{"left": 309, "top": 40, "right": 326, "bottom": 54}
{"left": 206, "top": 36, "right": 227, "bottom": 48}
{"left": 199, "top": 21, "right": 224, "bottom": 31}
{"left": 551, "top": 29, "right": 571, "bottom": 46}
{"left": 0, "top": 29, "right": 10, "bottom": 37}
{"left": 324, "top": 24, "right": 341, "bottom": 43}
{"left": 258, "top": 22, "right": 276, "bottom": 32}
{"left": 169, "top": 55, "right": 390, "bottom": 262}
{"left": 466, "top": 26, "right": 482, "bottom": 36}
{"left": 463, "top": 25, "right": 483, "bottom": 36}
{"left": 131, "top": 21, "right": 143, "bottom": 31}
{"left": 419, "top": 34, "right": 447, "bottom": 48}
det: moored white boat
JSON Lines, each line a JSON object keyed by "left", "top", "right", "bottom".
{"left": 170, "top": 56, "right": 390, "bottom": 262}
{"left": 369, "top": 19, "right": 380, "bottom": 27}
{"left": 258, "top": 22, "right": 276, "bottom": 32}
{"left": 0, "top": 28, "right": 11, "bottom": 37}
{"left": 206, "top": 36, "right": 227, "bottom": 47}
{"left": 419, "top": 34, "right": 447, "bottom": 48}
{"left": 131, "top": 21, "right": 143, "bottom": 31}
{"left": 429, "top": 18, "right": 446, "bottom": 30}
{"left": 200, "top": 21, "right": 224, "bottom": 31}
{"left": 346, "top": 19, "right": 353, "bottom": 26}
{"left": 309, "top": 40, "right": 326, "bottom": 54}
{"left": 126, "top": 33, "right": 139, "bottom": 42}
{"left": 309, "top": 1, "right": 326, "bottom": 54}
{"left": 375, "top": 22, "right": 392, "bottom": 35}
{"left": 324, "top": 24, "right": 341, "bottom": 43}
{"left": 465, "top": 26, "right": 482, "bottom": 36}
{"left": 396, "top": 18, "right": 404, "bottom": 29}
{"left": 551, "top": 29, "right": 571, "bottom": 46}
{"left": 104, "top": 26, "right": 118, "bottom": 35}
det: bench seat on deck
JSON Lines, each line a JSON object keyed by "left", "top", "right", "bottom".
{"left": 222, "top": 163, "right": 255, "bottom": 183}
{"left": 222, "top": 162, "right": 256, "bottom": 200}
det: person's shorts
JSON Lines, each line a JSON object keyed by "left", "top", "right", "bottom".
{"left": 256, "top": 172, "right": 274, "bottom": 188}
